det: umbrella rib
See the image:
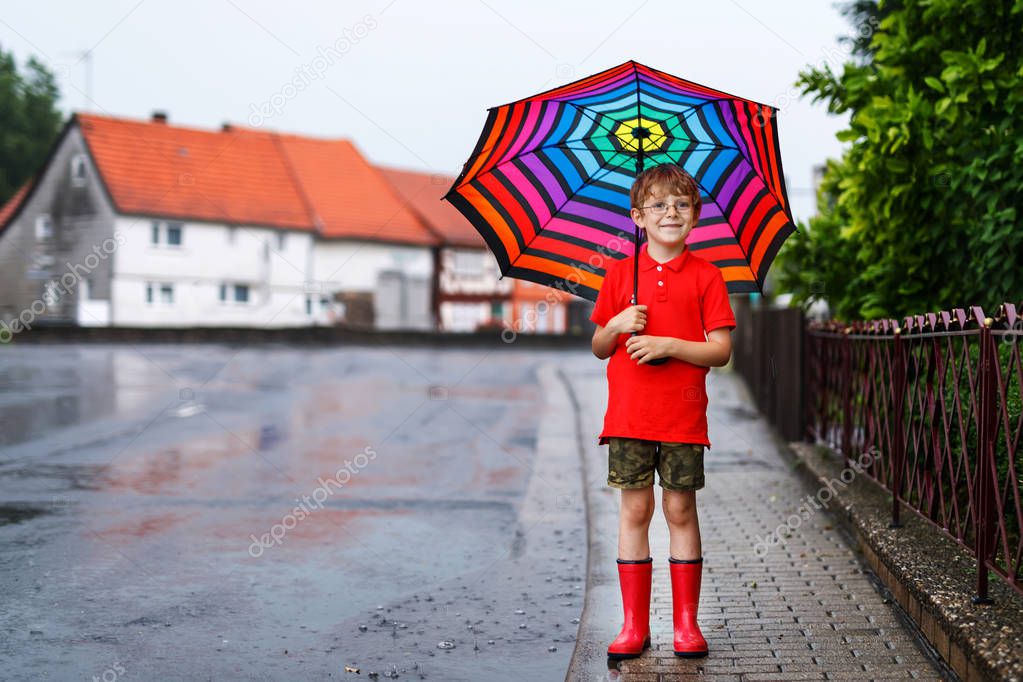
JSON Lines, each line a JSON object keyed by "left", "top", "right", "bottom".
{"left": 537, "top": 139, "right": 733, "bottom": 156}
{"left": 502, "top": 151, "right": 633, "bottom": 273}
{"left": 697, "top": 191, "right": 763, "bottom": 295}
{"left": 556, "top": 68, "right": 721, "bottom": 137}
{"left": 666, "top": 146, "right": 762, "bottom": 294}
{"left": 566, "top": 81, "right": 742, "bottom": 156}
{"left": 562, "top": 100, "right": 621, "bottom": 136}
{"left": 660, "top": 102, "right": 789, "bottom": 220}
{"left": 658, "top": 99, "right": 756, "bottom": 165}
{"left": 450, "top": 100, "right": 619, "bottom": 187}
{"left": 635, "top": 128, "right": 740, "bottom": 154}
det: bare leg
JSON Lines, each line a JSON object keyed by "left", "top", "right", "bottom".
{"left": 618, "top": 487, "right": 655, "bottom": 560}
{"left": 662, "top": 488, "right": 701, "bottom": 560}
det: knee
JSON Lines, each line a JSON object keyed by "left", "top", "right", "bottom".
{"left": 621, "top": 498, "right": 655, "bottom": 526}
{"left": 663, "top": 495, "right": 696, "bottom": 526}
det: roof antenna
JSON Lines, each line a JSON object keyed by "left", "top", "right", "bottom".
{"left": 59, "top": 50, "right": 94, "bottom": 110}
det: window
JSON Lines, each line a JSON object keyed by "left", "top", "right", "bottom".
{"left": 453, "top": 250, "right": 485, "bottom": 277}
{"left": 490, "top": 301, "right": 503, "bottom": 318}
{"left": 70, "top": 154, "right": 88, "bottom": 186}
{"left": 35, "top": 215, "right": 53, "bottom": 241}
{"left": 146, "top": 281, "right": 174, "bottom": 305}
{"left": 220, "top": 282, "right": 251, "bottom": 305}
{"left": 535, "top": 302, "right": 550, "bottom": 333}
{"left": 305, "top": 296, "right": 312, "bottom": 315}
{"left": 276, "top": 232, "right": 286, "bottom": 250}
{"left": 151, "top": 221, "right": 183, "bottom": 246}
{"left": 166, "top": 223, "right": 182, "bottom": 246}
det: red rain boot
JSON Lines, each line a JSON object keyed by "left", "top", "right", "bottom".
{"left": 669, "top": 556, "right": 708, "bottom": 658}
{"left": 606, "top": 557, "right": 652, "bottom": 660}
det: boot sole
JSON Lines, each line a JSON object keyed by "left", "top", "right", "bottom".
{"left": 607, "top": 638, "right": 650, "bottom": 660}
{"left": 673, "top": 650, "right": 708, "bottom": 658}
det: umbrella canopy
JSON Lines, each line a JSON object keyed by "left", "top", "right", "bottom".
{"left": 443, "top": 60, "right": 797, "bottom": 301}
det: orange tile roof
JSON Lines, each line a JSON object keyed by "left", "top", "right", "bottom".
{"left": 276, "top": 137, "right": 433, "bottom": 244}
{"left": 74, "top": 113, "right": 436, "bottom": 245}
{"left": 378, "top": 166, "right": 484, "bottom": 247}
{"left": 0, "top": 181, "right": 33, "bottom": 235}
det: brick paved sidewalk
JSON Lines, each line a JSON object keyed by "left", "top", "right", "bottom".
{"left": 565, "top": 361, "right": 947, "bottom": 681}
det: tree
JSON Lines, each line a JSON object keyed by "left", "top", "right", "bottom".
{"left": 0, "top": 44, "right": 63, "bottom": 206}
{"left": 775, "top": 0, "right": 1023, "bottom": 321}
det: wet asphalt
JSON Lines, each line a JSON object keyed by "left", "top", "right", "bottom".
{"left": 0, "top": 343, "right": 590, "bottom": 681}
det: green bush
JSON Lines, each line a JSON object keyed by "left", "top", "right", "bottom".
{"left": 776, "top": 0, "right": 1023, "bottom": 320}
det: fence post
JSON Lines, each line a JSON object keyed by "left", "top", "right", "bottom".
{"left": 804, "top": 324, "right": 813, "bottom": 442}
{"left": 841, "top": 327, "right": 853, "bottom": 465}
{"left": 890, "top": 325, "right": 906, "bottom": 528}
{"left": 972, "top": 317, "right": 997, "bottom": 604}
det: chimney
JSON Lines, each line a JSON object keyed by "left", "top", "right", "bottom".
{"left": 221, "top": 122, "right": 233, "bottom": 132}
{"left": 151, "top": 111, "right": 168, "bottom": 124}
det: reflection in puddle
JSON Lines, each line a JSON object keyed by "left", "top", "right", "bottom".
{"left": 2, "top": 463, "right": 110, "bottom": 491}
{"left": 0, "top": 504, "right": 52, "bottom": 526}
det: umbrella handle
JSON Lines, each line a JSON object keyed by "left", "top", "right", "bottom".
{"left": 631, "top": 149, "right": 666, "bottom": 365}
{"left": 629, "top": 294, "right": 668, "bottom": 366}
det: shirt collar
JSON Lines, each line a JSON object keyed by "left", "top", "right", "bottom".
{"left": 639, "top": 242, "right": 691, "bottom": 272}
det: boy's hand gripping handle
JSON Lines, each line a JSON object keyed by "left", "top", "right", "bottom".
{"left": 629, "top": 294, "right": 668, "bottom": 366}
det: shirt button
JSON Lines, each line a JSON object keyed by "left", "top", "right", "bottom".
{"left": 658, "top": 280, "right": 664, "bottom": 286}
{"left": 656, "top": 266, "right": 663, "bottom": 272}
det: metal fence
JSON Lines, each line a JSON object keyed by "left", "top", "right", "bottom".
{"left": 731, "top": 296, "right": 806, "bottom": 442}
{"left": 805, "top": 302, "right": 1023, "bottom": 601}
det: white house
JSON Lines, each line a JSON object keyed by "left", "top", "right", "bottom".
{"left": 377, "top": 166, "right": 513, "bottom": 332}
{"left": 0, "top": 112, "right": 438, "bottom": 335}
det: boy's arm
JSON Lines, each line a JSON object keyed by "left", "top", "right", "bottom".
{"left": 592, "top": 305, "right": 648, "bottom": 360}
{"left": 591, "top": 324, "right": 618, "bottom": 360}
{"left": 625, "top": 327, "right": 733, "bottom": 367}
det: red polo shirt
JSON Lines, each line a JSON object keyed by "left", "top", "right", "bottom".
{"left": 589, "top": 243, "right": 736, "bottom": 448}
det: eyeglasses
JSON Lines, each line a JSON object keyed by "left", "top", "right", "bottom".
{"left": 637, "top": 200, "right": 693, "bottom": 215}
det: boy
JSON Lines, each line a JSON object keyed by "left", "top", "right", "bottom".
{"left": 590, "top": 164, "right": 736, "bottom": 660}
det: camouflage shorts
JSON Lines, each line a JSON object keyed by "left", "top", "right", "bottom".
{"left": 607, "top": 438, "right": 705, "bottom": 492}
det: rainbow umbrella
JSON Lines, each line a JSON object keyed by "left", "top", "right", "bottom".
{"left": 443, "top": 60, "right": 796, "bottom": 302}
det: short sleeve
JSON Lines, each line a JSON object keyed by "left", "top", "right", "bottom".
{"left": 589, "top": 260, "right": 622, "bottom": 327}
{"left": 701, "top": 267, "right": 736, "bottom": 333}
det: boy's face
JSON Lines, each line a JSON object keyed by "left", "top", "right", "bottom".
{"left": 630, "top": 185, "right": 696, "bottom": 250}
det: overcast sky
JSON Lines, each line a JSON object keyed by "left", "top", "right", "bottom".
{"left": 2, "top": 1, "right": 854, "bottom": 222}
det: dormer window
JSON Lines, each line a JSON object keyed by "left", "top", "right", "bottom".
{"left": 70, "top": 154, "right": 88, "bottom": 186}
